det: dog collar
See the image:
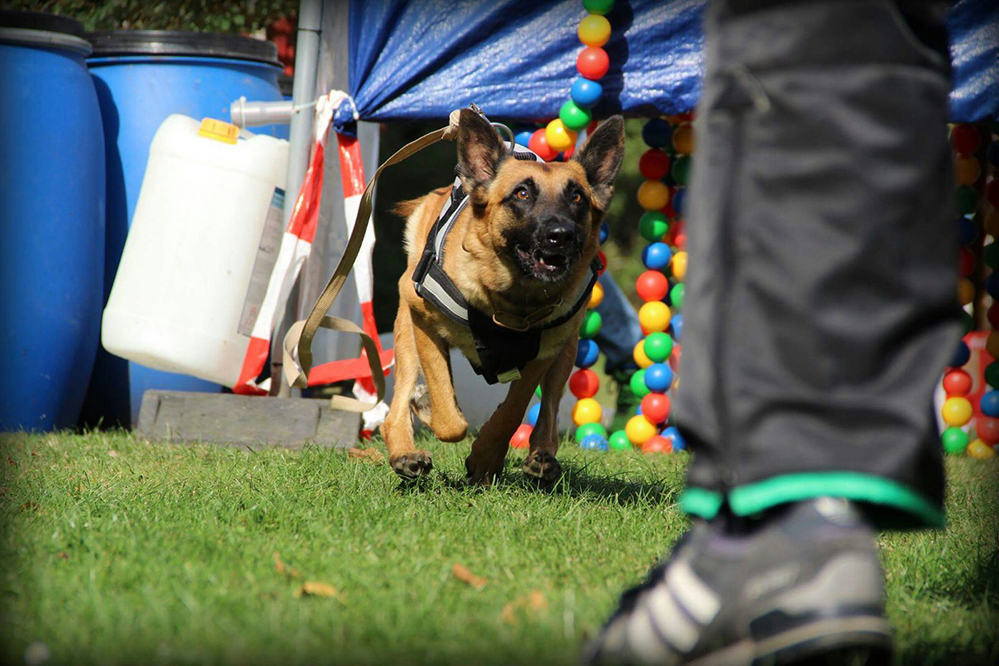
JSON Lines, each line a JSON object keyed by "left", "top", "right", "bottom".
{"left": 412, "top": 142, "right": 601, "bottom": 384}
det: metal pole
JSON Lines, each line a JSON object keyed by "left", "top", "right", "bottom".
{"left": 272, "top": 0, "right": 322, "bottom": 397}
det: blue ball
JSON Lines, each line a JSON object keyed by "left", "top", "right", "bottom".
{"left": 642, "top": 242, "right": 672, "bottom": 270}
{"left": 662, "top": 426, "right": 686, "bottom": 451}
{"left": 576, "top": 339, "right": 600, "bottom": 368}
{"left": 599, "top": 221, "right": 610, "bottom": 244}
{"left": 949, "top": 341, "right": 971, "bottom": 368}
{"left": 571, "top": 77, "right": 603, "bottom": 108}
{"left": 642, "top": 118, "right": 672, "bottom": 148}
{"left": 644, "top": 363, "right": 673, "bottom": 393}
{"left": 514, "top": 129, "right": 534, "bottom": 148}
{"left": 670, "top": 314, "right": 683, "bottom": 341}
{"left": 527, "top": 402, "right": 541, "bottom": 426}
{"left": 982, "top": 390, "right": 999, "bottom": 418}
{"left": 987, "top": 141, "right": 999, "bottom": 168}
{"left": 959, "top": 216, "right": 978, "bottom": 246}
{"left": 580, "top": 434, "right": 609, "bottom": 451}
{"left": 672, "top": 188, "right": 687, "bottom": 217}
{"left": 987, "top": 271, "right": 999, "bottom": 298}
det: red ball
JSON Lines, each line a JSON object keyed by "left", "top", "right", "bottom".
{"left": 577, "top": 46, "right": 610, "bottom": 80}
{"left": 563, "top": 143, "right": 576, "bottom": 160}
{"left": 639, "top": 149, "right": 670, "bottom": 180}
{"left": 669, "top": 344, "right": 681, "bottom": 371}
{"left": 569, "top": 368, "right": 600, "bottom": 399}
{"left": 987, "top": 178, "right": 999, "bottom": 209}
{"left": 529, "top": 128, "right": 559, "bottom": 161}
{"left": 942, "top": 369, "right": 972, "bottom": 396}
{"left": 989, "top": 303, "right": 999, "bottom": 331}
{"left": 510, "top": 423, "right": 533, "bottom": 449}
{"left": 635, "top": 270, "right": 669, "bottom": 302}
{"left": 674, "top": 231, "right": 687, "bottom": 250}
{"left": 641, "top": 393, "right": 672, "bottom": 424}
{"left": 950, "top": 124, "right": 980, "bottom": 155}
{"left": 977, "top": 415, "right": 999, "bottom": 444}
{"left": 641, "top": 435, "right": 673, "bottom": 454}
{"left": 597, "top": 250, "right": 607, "bottom": 275}
{"left": 958, "top": 247, "right": 976, "bottom": 278}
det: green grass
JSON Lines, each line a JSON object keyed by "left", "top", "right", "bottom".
{"left": 1, "top": 432, "right": 997, "bottom": 666}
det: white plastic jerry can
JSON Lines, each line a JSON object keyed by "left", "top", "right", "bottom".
{"left": 102, "top": 114, "right": 289, "bottom": 387}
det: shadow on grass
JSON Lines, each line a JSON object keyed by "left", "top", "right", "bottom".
{"left": 395, "top": 455, "right": 682, "bottom": 508}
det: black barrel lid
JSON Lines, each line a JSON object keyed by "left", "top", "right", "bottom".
{"left": 86, "top": 30, "right": 280, "bottom": 66}
{"left": 0, "top": 10, "right": 85, "bottom": 37}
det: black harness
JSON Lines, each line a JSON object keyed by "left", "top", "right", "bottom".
{"left": 412, "top": 142, "right": 600, "bottom": 384}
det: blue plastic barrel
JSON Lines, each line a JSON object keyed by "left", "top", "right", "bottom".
{"left": 0, "top": 12, "right": 105, "bottom": 432}
{"left": 81, "top": 31, "right": 288, "bottom": 426}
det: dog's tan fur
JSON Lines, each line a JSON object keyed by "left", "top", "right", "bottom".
{"left": 383, "top": 110, "right": 624, "bottom": 484}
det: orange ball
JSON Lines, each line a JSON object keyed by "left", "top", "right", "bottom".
{"left": 589, "top": 281, "right": 604, "bottom": 308}
{"left": 955, "top": 155, "right": 981, "bottom": 186}
{"left": 958, "top": 278, "right": 975, "bottom": 306}
{"left": 671, "top": 123, "right": 695, "bottom": 155}
{"left": 642, "top": 435, "right": 673, "bottom": 454}
{"left": 510, "top": 424, "right": 532, "bottom": 449}
{"left": 637, "top": 180, "right": 670, "bottom": 211}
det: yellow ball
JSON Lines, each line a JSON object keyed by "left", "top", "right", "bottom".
{"left": 589, "top": 282, "right": 604, "bottom": 309}
{"left": 637, "top": 180, "right": 670, "bottom": 211}
{"left": 671, "top": 251, "right": 688, "bottom": 281}
{"left": 968, "top": 439, "right": 996, "bottom": 459}
{"left": 958, "top": 278, "right": 975, "bottom": 306}
{"left": 572, "top": 397, "right": 603, "bottom": 426}
{"left": 626, "top": 414, "right": 657, "bottom": 445}
{"left": 633, "top": 339, "right": 653, "bottom": 369}
{"left": 545, "top": 118, "right": 577, "bottom": 152}
{"left": 639, "top": 301, "right": 671, "bottom": 333}
{"left": 671, "top": 123, "right": 695, "bottom": 155}
{"left": 942, "top": 396, "right": 973, "bottom": 427}
{"left": 988, "top": 331, "right": 999, "bottom": 359}
{"left": 578, "top": 14, "right": 612, "bottom": 47}
{"left": 954, "top": 155, "right": 981, "bottom": 186}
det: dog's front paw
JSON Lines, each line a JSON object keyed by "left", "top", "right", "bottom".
{"left": 390, "top": 450, "right": 433, "bottom": 479}
{"left": 522, "top": 451, "right": 562, "bottom": 485}
{"left": 464, "top": 452, "right": 504, "bottom": 487}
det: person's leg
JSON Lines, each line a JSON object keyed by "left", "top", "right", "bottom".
{"left": 588, "top": 1, "right": 956, "bottom": 663}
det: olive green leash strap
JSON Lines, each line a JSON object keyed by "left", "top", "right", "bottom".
{"left": 282, "top": 115, "right": 460, "bottom": 412}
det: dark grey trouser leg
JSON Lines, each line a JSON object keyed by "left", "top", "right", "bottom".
{"left": 675, "top": 0, "right": 959, "bottom": 528}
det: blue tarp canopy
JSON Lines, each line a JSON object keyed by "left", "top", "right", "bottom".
{"left": 348, "top": 0, "right": 998, "bottom": 123}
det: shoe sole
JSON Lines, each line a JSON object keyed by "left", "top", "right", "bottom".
{"left": 685, "top": 616, "right": 892, "bottom": 666}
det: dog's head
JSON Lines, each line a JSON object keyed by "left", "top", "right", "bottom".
{"left": 456, "top": 109, "right": 625, "bottom": 285}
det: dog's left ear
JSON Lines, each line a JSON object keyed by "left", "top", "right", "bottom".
{"left": 574, "top": 115, "right": 625, "bottom": 210}
{"left": 457, "top": 108, "right": 506, "bottom": 203}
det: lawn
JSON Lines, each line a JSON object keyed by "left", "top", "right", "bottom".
{"left": 1, "top": 431, "right": 997, "bottom": 666}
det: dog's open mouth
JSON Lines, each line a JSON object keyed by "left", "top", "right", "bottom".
{"left": 515, "top": 244, "right": 570, "bottom": 279}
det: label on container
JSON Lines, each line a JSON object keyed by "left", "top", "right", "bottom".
{"left": 238, "top": 188, "right": 285, "bottom": 337}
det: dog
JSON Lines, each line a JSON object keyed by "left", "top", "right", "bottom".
{"left": 383, "top": 109, "right": 625, "bottom": 485}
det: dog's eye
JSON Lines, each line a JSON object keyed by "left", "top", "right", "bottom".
{"left": 571, "top": 191, "right": 583, "bottom": 204}
{"left": 514, "top": 187, "right": 531, "bottom": 201}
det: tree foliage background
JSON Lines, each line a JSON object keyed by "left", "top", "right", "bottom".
{"left": 6, "top": 1, "right": 298, "bottom": 32}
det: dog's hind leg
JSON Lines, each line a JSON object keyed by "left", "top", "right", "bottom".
{"left": 411, "top": 314, "right": 468, "bottom": 442}
{"left": 523, "top": 336, "right": 576, "bottom": 484}
{"left": 464, "top": 359, "right": 550, "bottom": 486}
{"left": 383, "top": 302, "right": 433, "bottom": 479}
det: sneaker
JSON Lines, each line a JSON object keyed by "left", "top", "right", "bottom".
{"left": 584, "top": 498, "right": 892, "bottom": 665}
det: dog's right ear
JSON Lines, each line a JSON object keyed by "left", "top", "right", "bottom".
{"left": 457, "top": 108, "right": 505, "bottom": 204}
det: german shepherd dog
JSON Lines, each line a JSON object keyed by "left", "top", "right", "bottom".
{"left": 384, "top": 109, "right": 625, "bottom": 485}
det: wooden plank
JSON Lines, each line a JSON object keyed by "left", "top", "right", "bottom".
{"left": 136, "top": 390, "right": 359, "bottom": 450}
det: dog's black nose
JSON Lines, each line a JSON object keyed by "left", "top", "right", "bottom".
{"left": 544, "top": 224, "right": 575, "bottom": 248}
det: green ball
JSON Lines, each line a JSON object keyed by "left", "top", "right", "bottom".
{"left": 986, "top": 361, "right": 999, "bottom": 389}
{"left": 583, "top": 0, "right": 615, "bottom": 15}
{"left": 535, "top": 385, "right": 543, "bottom": 398}
{"left": 579, "top": 310, "right": 603, "bottom": 339}
{"left": 639, "top": 211, "right": 670, "bottom": 242}
{"left": 576, "top": 422, "right": 608, "bottom": 443}
{"left": 608, "top": 430, "right": 632, "bottom": 451}
{"left": 670, "top": 283, "right": 685, "bottom": 311}
{"left": 941, "top": 427, "right": 969, "bottom": 455}
{"left": 671, "top": 155, "right": 691, "bottom": 186}
{"left": 956, "top": 186, "right": 979, "bottom": 215}
{"left": 985, "top": 242, "right": 999, "bottom": 270}
{"left": 643, "top": 332, "right": 673, "bottom": 363}
{"left": 560, "top": 99, "right": 592, "bottom": 132}
{"left": 629, "top": 369, "right": 650, "bottom": 398}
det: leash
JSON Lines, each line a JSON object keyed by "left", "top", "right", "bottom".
{"left": 282, "top": 110, "right": 463, "bottom": 412}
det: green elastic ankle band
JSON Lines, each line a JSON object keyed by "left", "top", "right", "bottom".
{"left": 679, "top": 487, "right": 723, "bottom": 518}
{"left": 728, "top": 472, "right": 945, "bottom": 528}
